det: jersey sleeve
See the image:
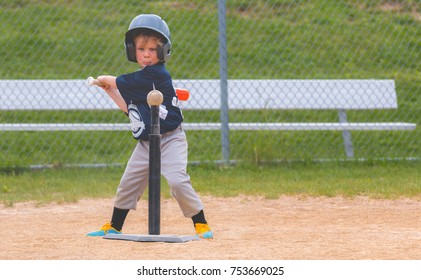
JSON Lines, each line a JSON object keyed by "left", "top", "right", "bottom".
{"left": 116, "top": 72, "right": 150, "bottom": 105}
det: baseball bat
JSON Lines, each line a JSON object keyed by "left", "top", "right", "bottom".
{"left": 87, "top": 76, "right": 190, "bottom": 101}
{"left": 87, "top": 76, "right": 105, "bottom": 87}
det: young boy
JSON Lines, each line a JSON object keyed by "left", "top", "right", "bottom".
{"left": 86, "top": 14, "right": 213, "bottom": 239}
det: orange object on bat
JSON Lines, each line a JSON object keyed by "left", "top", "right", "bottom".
{"left": 175, "top": 88, "right": 190, "bottom": 101}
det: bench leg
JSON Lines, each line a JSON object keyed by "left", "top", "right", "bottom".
{"left": 342, "top": 130, "right": 354, "bottom": 158}
{"left": 338, "top": 110, "right": 354, "bottom": 158}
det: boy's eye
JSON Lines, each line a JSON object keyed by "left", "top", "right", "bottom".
{"left": 137, "top": 48, "right": 157, "bottom": 52}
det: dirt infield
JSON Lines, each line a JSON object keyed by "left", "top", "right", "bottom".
{"left": 1, "top": 195, "right": 420, "bottom": 260}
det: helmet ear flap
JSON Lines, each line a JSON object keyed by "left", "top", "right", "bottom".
{"left": 156, "top": 42, "right": 171, "bottom": 62}
{"left": 161, "top": 42, "right": 171, "bottom": 62}
{"left": 157, "top": 44, "right": 163, "bottom": 61}
{"left": 125, "top": 41, "right": 137, "bottom": 62}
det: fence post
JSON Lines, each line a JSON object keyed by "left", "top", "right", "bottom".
{"left": 218, "top": 0, "right": 230, "bottom": 164}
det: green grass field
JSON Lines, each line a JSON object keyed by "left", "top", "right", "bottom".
{"left": 2, "top": 1, "right": 420, "bottom": 80}
{"left": 1, "top": 160, "right": 421, "bottom": 207}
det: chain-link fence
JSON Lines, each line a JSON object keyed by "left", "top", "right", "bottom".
{"left": 1, "top": 0, "right": 420, "bottom": 169}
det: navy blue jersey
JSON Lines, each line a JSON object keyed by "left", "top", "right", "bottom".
{"left": 116, "top": 63, "right": 183, "bottom": 140}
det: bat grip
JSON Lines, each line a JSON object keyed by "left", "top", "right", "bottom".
{"left": 175, "top": 88, "right": 190, "bottom": 101}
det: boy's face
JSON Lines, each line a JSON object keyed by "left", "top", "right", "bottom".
{"left": 134, "top": 36, "right": 160, "bottom": 68}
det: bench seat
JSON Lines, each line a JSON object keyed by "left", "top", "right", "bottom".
{"left": 0, "top": 79, "right": 416, "bottom": 158}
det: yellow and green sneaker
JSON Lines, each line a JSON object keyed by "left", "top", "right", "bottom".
{"left": 86, "top": 222, "right": 122, "bottom": 237}
{"left": 195, "top": 223, "right": 213, "bottom": 239}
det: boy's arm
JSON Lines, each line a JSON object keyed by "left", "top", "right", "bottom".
{"left": 97, "top": 75, "right": 128, "bottom": 113}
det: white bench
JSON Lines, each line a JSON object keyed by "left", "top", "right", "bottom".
{"left": 0, "top": 79, "right": 416, "bottom": 158}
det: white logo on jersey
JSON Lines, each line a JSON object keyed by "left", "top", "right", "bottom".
{"left": 128, "top": 104, "right": 145, "bottom": 139}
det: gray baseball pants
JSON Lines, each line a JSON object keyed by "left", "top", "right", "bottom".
{"left": 113, "top": 126, "right": 204, "bottom": 218}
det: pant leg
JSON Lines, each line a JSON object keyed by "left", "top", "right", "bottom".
{"left": 161, "top": 129, "right": 204, "bottom": 218}
{"left": 114, "top": 141, "right": 149, "bottom": 210}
